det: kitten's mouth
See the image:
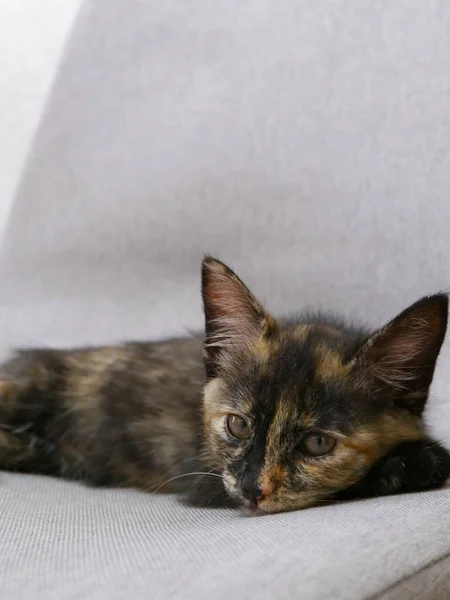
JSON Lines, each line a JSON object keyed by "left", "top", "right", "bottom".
{"left": 238, "top": 495, "right": 273, "bottom": 516}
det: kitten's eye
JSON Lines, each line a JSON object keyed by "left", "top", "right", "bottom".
{"left": 302, "top": 432, "right": 337, "bottom": 457}
{"left": 227, "top": 415, "right": 251, "bottom": 439}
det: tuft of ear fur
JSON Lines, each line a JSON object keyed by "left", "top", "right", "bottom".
{"left": 201, "top": 257, "right": 274, "bottom": 378}
{"left": 351, "top": 294, "right": 448, "bottom": 415}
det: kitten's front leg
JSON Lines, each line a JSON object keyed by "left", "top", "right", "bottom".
{"left": 336, "top": 437, "right": 450, "bottom": 501}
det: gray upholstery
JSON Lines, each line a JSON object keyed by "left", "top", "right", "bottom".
{"left": 1, "top": 1, "right": 450, "bottom": 597}
{"left": 2, "top": 474, "right": 450, "bottom": 599}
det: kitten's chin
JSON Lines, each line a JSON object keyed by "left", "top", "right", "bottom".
{"left": 245, "top": 505, "right": 267, "bottom": 517}
{"left": 237, "top": 496, "right": 283, "bottom": 516}
{"left": 239, "top": 499, "right": 284, "bottom": 516}
{"left": 247, "top": 491, "right": 329, "bottom": 515}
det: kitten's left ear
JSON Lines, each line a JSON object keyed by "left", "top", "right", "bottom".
{"left": 351, "top": 294, "right": 448, "bottom": 415}
{"left": 201, "top": 257, "right": 275, "bottom": 378}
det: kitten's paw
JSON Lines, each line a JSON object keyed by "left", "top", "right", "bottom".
{"left": 376, "top": 455, "right": 408, "bottom": 494}
{"left": 374, "top": 438, "right": 450, "bottom": 494}
{"left": 336, "top": 437, "right": 450, "bottom": 502}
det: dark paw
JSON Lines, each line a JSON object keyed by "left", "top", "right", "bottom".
{"left": 372, "top": 438, "right": 450, "bottom": 495}
{"left": 336, "top": 437, "right": 450, "bottom": 501}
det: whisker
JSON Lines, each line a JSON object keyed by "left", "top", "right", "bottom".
{"left": 152, "top": 472, "right": 223, "bottom": 494}
{"left": 187, "top": 467, "right": 218, "bottom": 492}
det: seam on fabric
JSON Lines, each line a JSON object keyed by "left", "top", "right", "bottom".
{"left": 369, "top": 551, "right": 450, "bottom": 599}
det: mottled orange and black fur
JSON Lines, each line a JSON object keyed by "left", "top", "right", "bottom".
{"left": 0, "top": 340, "right": 205, "bottom": 492}
{"left": 0, "top": 258, "right": 449, "bottom": 514}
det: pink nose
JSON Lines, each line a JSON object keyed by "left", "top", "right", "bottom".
{"left": 259, "top": 482, "right": 275, "bottom": 498}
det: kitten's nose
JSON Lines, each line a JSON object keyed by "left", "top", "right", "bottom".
{"left": 259, "top": 481, "right": 275, "bottom": 497}
{"left": 241, "top": 474, "right": 263, "bottom": 503}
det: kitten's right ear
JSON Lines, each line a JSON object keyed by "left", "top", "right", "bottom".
{"left": 350, "top": 293, "right": 448, "bottom": 415}
{"left": 201, "top": 257, "right": 274, "bottom": 378}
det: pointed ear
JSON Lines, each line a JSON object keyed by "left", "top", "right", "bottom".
{"left": 351, "top": 294, "right": 448, "bottom": 415}
{"left": 201, "top": 257, "right": 274, "bottom": 377}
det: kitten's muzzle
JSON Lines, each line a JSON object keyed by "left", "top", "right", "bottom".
{"left": 241, "top": 474, "right": 275, "bottom": 505}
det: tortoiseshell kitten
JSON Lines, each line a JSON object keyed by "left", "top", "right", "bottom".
{"left": 0, "top": 258, "right": 449, "bottom": 514}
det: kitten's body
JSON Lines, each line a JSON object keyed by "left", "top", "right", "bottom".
{"left": 1, "top": 258, "right": 450, "bottom": 513}
{"left": 0, "top": 339, "right": 204, "bottom": 491}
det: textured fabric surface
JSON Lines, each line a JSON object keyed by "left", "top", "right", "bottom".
{"left": 379, "top": 558, "right": 450, "bottom": 600}
{"left": 1, "top": 474, "right": 450, "bottom": 600}
{"left": 2, "top": 0, "right": 450, "bottom": 597}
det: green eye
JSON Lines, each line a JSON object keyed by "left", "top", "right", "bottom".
{"left": 302, "top": 432, "right": 337, "bottom": 457}
{"left": 227, "top": 415, "right": 251, "bottom": 439}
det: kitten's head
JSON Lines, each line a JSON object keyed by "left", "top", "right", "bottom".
{"left": 200, "top": 257, "right": 448, "bottom": 514}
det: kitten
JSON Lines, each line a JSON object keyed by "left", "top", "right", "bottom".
{"left": 0, "top": 258, "right": 449, "bottom": 515}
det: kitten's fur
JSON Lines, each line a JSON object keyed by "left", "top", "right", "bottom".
{"left": 0, "top": 258, "right": 449, "bottom": 514}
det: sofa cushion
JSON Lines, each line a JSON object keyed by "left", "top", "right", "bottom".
{"left": 2, "top": 473, "right": 450, "bottom": 599}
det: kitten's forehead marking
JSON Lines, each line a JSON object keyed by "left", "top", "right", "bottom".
{"left": 252, "top": 323, "right": 310, "bottom": 370}
{"left": 272, "top": 393, "right": 297, "bottom": 425}
{"left": 292, "top": 324, "right": 310, "bottom": 341}
{"left": 258, "top": 395, "right": 300, "bottom": 484}
{"left": 265, "top": 393, "right": 301, "bottom": 448}
{"left": 314, "top": 324, "right": 344, "bottom": 337}
{"left": 313, "top": 343, "right": 350, "bottom": 381}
